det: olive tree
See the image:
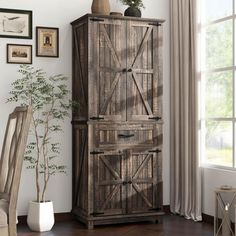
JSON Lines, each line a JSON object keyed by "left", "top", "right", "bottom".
{"left": 8, "top": 65, "right": 76, "bottom": 202}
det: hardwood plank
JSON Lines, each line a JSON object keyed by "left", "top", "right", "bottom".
{"left": 132, "top": 154, "right": 151, "bottom": 179}
{"left": 101, "top": 185, "right": 120, "bottom": 210}
{"left": 132, "top": 72, "right": 153, "bottom": 115}
{"left": 18, "top": 215, "right": 213, "bottom": 236}
{"left": 100, "top": 73, "right": 121, "bottom": 115}
{"left": 100, "top": 24, "right": 121, "bottom": 67}
{"left": 132, "top": 27, "right": 153, "bottom": 68}
{"left": 100, "top": 156, "right": 121, "bottom": 180}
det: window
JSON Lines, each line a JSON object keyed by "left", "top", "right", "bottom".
{"left": 200, "top": 0, "right": 236, "bottom": 168}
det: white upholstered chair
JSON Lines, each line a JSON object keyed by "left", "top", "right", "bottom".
{"left": 0, "top": 106, "right": 32, "bottom": 236}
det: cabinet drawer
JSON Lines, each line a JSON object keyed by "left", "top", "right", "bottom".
{"left": 94, "top": 124, "right": 162, "bottom": 148}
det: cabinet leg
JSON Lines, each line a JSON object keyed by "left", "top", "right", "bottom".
{"left": 87, "top": 221, "right": 94, "bottom": 230}
{"left": 155, "top": 216, "right": 163, "bottom": 224}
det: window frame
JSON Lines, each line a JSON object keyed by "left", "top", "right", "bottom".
{"left": 200, "top": 0, "right": 236, "bottom": 170}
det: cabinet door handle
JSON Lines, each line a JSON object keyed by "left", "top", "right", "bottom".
{"left": 128, "top": 68, "right": 132, "bottom": 72}
{"left": 118, "top": 134, "right": 135, "bottom": 138}
{"left": 90, "top": 151, "right": 105, "bottom": 155}
{"left": 148, "top": 116, "right": 161, "bottom": 121}
{"left": 128, "top": 181, "right": 132, "bottom": 184}
{"left": 90, "top": 116, "right": 104, "bottom": 120}
{"left": 122, "top": 68, "right": 127, "bottom": 73}
{"left": 90, "top": 18, "right": 105, "bottom": 22}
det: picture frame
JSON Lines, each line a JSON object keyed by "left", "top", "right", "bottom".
{"left": 36, "top": 26, "right": 59, "bottom": 57}
{"left": 0, "top": 8, "right": 32, "bottom": 39}
{"left": 7, "top": 44, "right": 32, "bottom": 64}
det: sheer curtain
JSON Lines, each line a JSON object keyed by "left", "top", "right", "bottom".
{"left": 170, "top": 0, "right": 202, "bottom": 221}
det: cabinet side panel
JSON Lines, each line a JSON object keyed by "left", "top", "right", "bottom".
{"left": 156, "top": 25, "right": 163, "bottom": 117}
{"left": 72, "top": 20, "right": 88, "bottom": 120}
{"left": 154, "top": 123, "right": 163, "bottom": 208}
{"left": 72, "top": 125, "right": 88, "bottom": 215}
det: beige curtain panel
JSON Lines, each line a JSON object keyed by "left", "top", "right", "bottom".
{"left": 170, "top": 0, "right": 202, "bottom": 221}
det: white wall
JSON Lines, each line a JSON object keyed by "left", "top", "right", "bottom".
{"left": 0, "top": 0, "right": 170, "bottom": 215}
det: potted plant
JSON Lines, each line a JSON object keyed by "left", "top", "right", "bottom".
{"left": 119, "top": 0, "right": 145, "bottom": 17}
{"left": 7, "top": 65, "right": 77, "bottom": 232}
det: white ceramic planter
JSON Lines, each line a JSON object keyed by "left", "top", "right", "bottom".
{"left": 27, "top": 201, "right": 55, "bottom": 232}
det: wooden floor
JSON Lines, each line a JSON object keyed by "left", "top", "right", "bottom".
{"left": 18, "top": 214, "right": 213, "bottom": 236}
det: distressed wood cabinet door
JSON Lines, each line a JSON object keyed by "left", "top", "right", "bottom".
{"left": 126, "top": 21, "right": 163, "bottom": 121}
{"left": 88, "top": 18, "right": 163, "bottom": 122}
{"left": 93, "top": 150, "right": 126, "bottom": 216}
{"left": 92, "top": 148, "right": 162, "bottom": 216}
{"left": 89, "top": 18, "right": 127, "bottom": 121}
{"left": 126, "top": 149, "right": 162, "bottom": 214}
{"left": 72, "top": 125, "right": 88, "bottom": 212}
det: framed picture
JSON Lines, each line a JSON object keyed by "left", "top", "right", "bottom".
{"left": 0, "top": 8, "right": 32, "bottom": 39}
{"left": 7, "top": 44, "right": 32, "bottom": 64}
{"left": 36, "top": 26, "right": 59, "bottom": 57}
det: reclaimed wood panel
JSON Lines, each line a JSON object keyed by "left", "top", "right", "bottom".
{"left": 94, "top": 124, "right": 161, "bottom": 148}
{"left": 127, "top": 21, "right": 162, "bottom": 121}
{"left": 72, "top": 19, "right": 88, "bottom": 120}
{"left": 126, "top": 149, "right": 163, "bottom": 213}
{"left": 72, "top": 125, "right": 88, "bottom": 215}
{"left": 93, "top": 150, "right": 126, "bottom": 216}
{"left": 89, "top": 18, "right": 126, "bottom": 121}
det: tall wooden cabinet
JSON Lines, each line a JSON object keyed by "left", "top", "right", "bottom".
{"left": 71, "top": 14, "right": 164, "bottom": 229}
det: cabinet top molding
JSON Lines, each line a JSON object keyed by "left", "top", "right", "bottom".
{"left": 71, "top": 13, "right": 165, "bottom": 26}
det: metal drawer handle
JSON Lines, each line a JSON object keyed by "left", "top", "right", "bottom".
{"left": 90, "top": 151, "right": 105, "bottom": 155}
{"left": 90, "top": 18, "right": 105, "bottom": 22}
{"left": 118, "top": 134, "right": 135, "bottom": 138}
{"left": 90, "top": 116, "right": 104, "bottom": 120}
{"left": 149, "top": 116, "right": 161, "bottom": 121}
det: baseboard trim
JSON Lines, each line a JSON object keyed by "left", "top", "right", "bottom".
{"left": 18, "top": 212, "right": 75, "bottom": 225}
{"left": 162, "top": 205, "right": 214, "bottom": 225}
{"left": 163, "top": 205, "right": 171, "bottom": 214}
{"left": 202, "top": 213, "right": 214, "bottom": 225}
